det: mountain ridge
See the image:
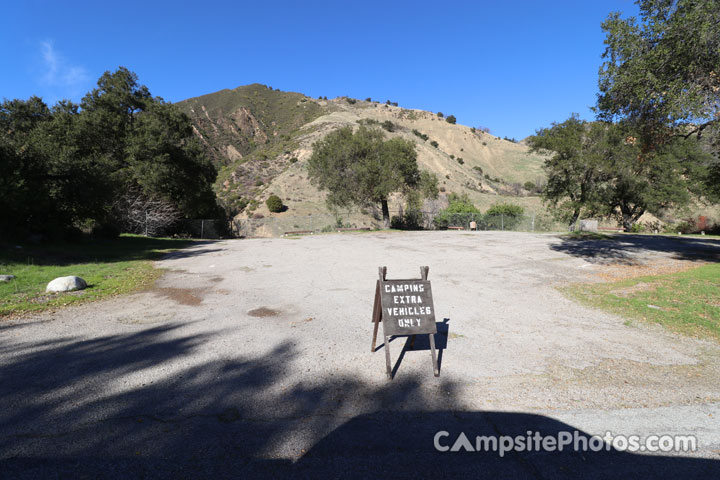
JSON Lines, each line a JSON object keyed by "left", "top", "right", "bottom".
{"left": 176, "top": 84, "right": 549, "bottom": 232}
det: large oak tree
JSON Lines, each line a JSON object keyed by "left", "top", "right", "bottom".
{"left": 597, "top": 0, "right": 720, "bottom": 197}
{"left": 308, "top": 126, "right": 437, "bottom": 227}
{"left": 528, "top": 115, "right": 707, "bottom": 230}
{"left": 0, "top": 68, "right": 219, "bottom": 239}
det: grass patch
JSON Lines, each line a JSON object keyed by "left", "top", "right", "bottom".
{"left": 0, "top": 235, "right": 193, "bottom": 316}
{"left": 567, "top": 263, "right": 720, "bottom": 341}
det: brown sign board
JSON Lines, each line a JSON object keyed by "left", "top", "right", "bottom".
{"left": 379, "top": 280, "right": 437, "bottom": 336}
{"left": 371, "top": 266, "right": 440, "bottom": 379}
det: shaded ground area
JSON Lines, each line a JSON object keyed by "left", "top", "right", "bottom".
{"left": 1, "top": 232, "right": 719, "bottom": 477}
{"left": 1, "top": 327, "right": 718, "bottom": 479}
{"left": 551, "top": 234, "right": 720, "bottom": 266}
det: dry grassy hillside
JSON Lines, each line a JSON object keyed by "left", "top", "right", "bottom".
{"left": 177, "top": 86, "right": 550, "bottom": 233}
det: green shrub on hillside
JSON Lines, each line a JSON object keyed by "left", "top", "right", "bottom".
{"left": 446, "top": 115, "right": 457, "bottom": 124}
{"left": 486, "top": 203, "right": 524, "bottom": 216}
{"left": 265, "top": 195, "right": 284, "bottom": 213}
{"left": 412, "top": 129, "right": 429, "bottom": 141}
{"left": 430, "top": 140, "right": 439, "bottom": 148}
{"left": 437, "top": 112, "right": 444, "bottom": 118}
{"left": 381, "top": 120, "right": 395, "bottom": 132}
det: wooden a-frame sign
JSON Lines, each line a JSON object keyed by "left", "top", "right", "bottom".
{"left": 371, "top": 266, "right": 439, "bottom": 379}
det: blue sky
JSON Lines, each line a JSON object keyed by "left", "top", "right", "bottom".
{"left": 1, "top": 0, "right": 638, "bottom": 139}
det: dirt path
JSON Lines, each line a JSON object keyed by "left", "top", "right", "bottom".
{"left": 1, "top": 232, "right": 719, "bottom": 477}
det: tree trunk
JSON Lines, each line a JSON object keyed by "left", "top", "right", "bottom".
{"left": 381, "top": 199, "right": 390, "bottom": 229}
{"left": 620, "top": 206, "right": 644, "bottom": 232}
{"left": 568, "top": 209, "right": 580, "bottom": 231}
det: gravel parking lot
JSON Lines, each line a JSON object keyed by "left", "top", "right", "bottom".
{"left": 2, "top": 231, "right": 719, "bottom": 478}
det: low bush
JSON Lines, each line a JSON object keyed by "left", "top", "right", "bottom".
{"left": 433, "top": 193, "right": 480, "bottom": 229}
{"left": 486, "top": 203, "right": 524, "bottom": 216}
{"left": 265, "top": 195, "right": 284, "bottom": 213}
{"left": 485, "top": 203, "right": 524, "bottom": 229}
{"left": 412, "top": 129, "right": 429, "bottom": 141}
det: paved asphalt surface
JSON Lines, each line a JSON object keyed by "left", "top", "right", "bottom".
{"left": 1, "top": 232, "right": 719, "bottom": 478}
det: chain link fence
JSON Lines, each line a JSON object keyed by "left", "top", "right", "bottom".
{"left": 426, "top": 212, "right": 561, "bottom": 231}
{"left": 232, "top": 210, "right": 566, "bottom": 237}
{"left": 177, "top": 219, "right": 231, "bottom": 239}
{"left": 233, "top": 212, "right": 376, "bottom": 238}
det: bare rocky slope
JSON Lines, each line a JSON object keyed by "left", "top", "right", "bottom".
{"left": 177, "top": 84, "right": 550, "bottom": 232}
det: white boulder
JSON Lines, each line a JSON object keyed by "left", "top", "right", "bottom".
{"left": 46, "top": 276, "right": 87, "bottom": 293}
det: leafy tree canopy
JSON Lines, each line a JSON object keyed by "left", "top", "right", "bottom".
{"left": 528, "top": 114, "right": 708, "bottom": 229}
{"left": 0, "top": 67, "right": 219, "bottom": 239}
{"left": 597, "top": 0, "right": 720, "bottom": 197}
{"left": 444, "top": 192, "right": 480, "bottom": 214}
{"left": 598, "top": 0, "right": 720, "bottom": 133}
{"left": 486, "top": 203, "right": 524, "bottom": 217}
{"left": 307, "top": 126, "right": 436, "bottom": 226}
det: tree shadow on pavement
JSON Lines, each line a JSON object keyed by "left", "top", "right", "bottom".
{"left": 0, "top": 237, "right": 221, "bottom": 267}
{"left": 0, "top": 323, "right": 717, "bottom": 479}
{"left": 550, "top": 234, "right": 720, "bottom": 265}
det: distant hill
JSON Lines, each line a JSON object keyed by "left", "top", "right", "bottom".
{"left": 177, "top": 84, "right": 549, "bottom": 231}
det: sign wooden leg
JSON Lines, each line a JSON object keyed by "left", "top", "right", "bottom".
{"left": 409, "top": 334, "right": 416, "bottom": 350}
{"left": 384, "top": 335, "right": 392, "bottom": 380}
{"left": 371, "top": 320, "right": 380, "bottom": 352}
{"left": 429, "top": 333, "right": 439, "bottom": 377}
